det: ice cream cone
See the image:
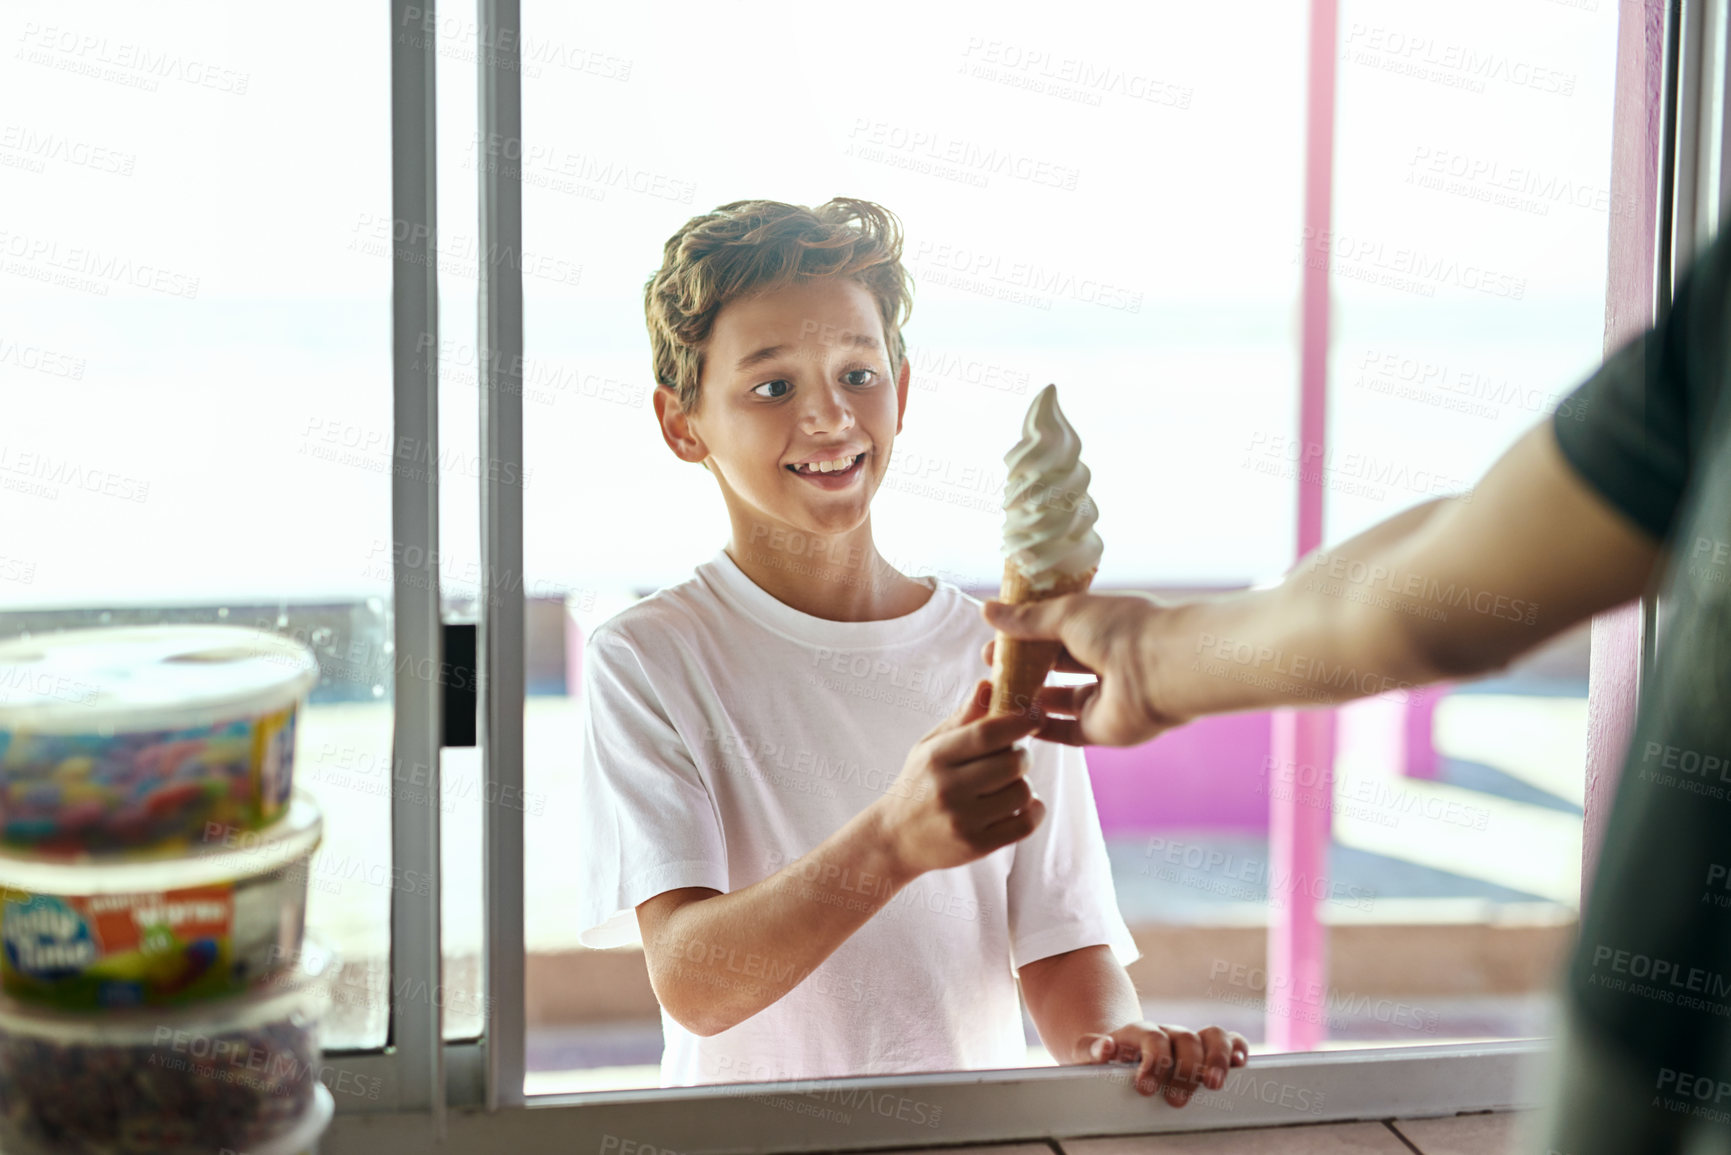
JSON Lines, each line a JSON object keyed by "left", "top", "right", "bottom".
{"left": 991, "top": 384, "right": 1102, "bottom": 718}
{"left": 989, "top": 561, "right": 1096, "bottom": 718}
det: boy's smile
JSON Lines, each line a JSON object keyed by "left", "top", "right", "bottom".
{"left": 787, "top": 450, "right": 867, "bottom": 488}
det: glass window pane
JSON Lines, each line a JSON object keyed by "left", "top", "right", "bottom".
{"left": 1317, "top": 0, "right": 1616, "bottom": 1047}
{"left": 0, "top": 1, "right": 393, "bottom": 1051}
{"left": 519, "top": 0, "right": 1310, "bottom": 1093}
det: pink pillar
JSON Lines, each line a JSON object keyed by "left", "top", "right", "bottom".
{"left": 1582, "top": 0, "right": 1665, "bottom": 903}
{"left": 1267, "top": 710, "right": 1334, "bottom": 1050}
{"left": 1266, "top": 0, "right": 1338, "bottom": 1053}
{"left": 1401, "top": 685, "right": 1445, "bottom": 780}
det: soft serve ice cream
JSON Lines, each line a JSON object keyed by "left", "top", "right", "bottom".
{"left": 989, "top": 384, "right": 1102, "bottom": 716}
{"left": 1001, "top": 385, "right": 1103, "bottom": 589}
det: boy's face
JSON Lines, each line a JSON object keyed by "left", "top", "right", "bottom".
{"left": 658, "top": 276, "right": 909, "bottom": 541}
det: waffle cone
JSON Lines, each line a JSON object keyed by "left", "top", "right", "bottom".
{"left": 989, "top": 562, "right": 1096, "bottom": 718}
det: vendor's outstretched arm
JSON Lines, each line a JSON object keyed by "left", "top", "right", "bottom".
{"left": 985, "top": 421, "right": 1664, "bottom": 746}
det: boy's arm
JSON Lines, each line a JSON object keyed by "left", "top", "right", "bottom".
{"left": 1019, "top": 946, "right": 1248, "bottom": 1107}
{"left": 1005, "top": 740, "right": 1244, "bottom": 1106}
{"left": 1018, "top": 945, "right": 1141, "bottom": 1064}
{"left": 638, "top": 681, "right": 1044, "bottom": 1037}
{"left": 638, "top": 809, "right": 912, "bottom": 1038}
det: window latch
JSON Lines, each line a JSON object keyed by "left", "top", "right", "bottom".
{"left": 441, "top": 620, "right": 478, "bottom": 748}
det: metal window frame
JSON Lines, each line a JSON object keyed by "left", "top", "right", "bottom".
{"left": 346, "top": 0, "right": 522, "bottom": 1127}
{"left": 380, "top": 0, "right": 447, "bottom": 1140}
{"left": 337, "top": 0, "right": 1721, "bottom": 1146}
{"left": 476, "top": 0, "right": 529, "bottom": 1117}
{"left": 1641, "top": 0, "right": 1726, "bottom": 699}
{"left": 1670, "top": 0, "right": 1731, "bottom": 275}
{"left": 322, "top": 1040, "right": 1550, "bottom": 1153}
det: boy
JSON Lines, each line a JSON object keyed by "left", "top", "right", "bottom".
{"left": 575, "top": 198, "right": 1248, "bottom": 1105}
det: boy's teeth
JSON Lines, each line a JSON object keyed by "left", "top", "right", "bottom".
{"left": 799, "top": 454, "right": 858, "bottom": 474}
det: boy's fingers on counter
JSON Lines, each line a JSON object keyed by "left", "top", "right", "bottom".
{"left": 1160, "top": 1028, "right": 1205, "bottom": 1106}
{"left": 1199, "top": 1028, "right": 1237, "bottom": 1090}
{"left": 1134, "top": 1034, "right": 1165, "bottom": 1096}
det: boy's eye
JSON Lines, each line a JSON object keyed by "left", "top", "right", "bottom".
{"left": 844, "top": 369, "right": 877, "bottom": 387}
{"left": 751, "top": 380, "right": 791, "bottom": 399}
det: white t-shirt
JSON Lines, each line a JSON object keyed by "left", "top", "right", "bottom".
{"left": 575, "top": 549, "right": 1136, "bottom": 1087}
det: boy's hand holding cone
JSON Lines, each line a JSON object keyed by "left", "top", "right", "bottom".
{"left": 989, "top": 384, "right": 1103, "bottom": 718}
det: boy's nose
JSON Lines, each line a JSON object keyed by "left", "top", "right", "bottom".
{"left": 800, "top": 384, "right": 855, "bottom": 434}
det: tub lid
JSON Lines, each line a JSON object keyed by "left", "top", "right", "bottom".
{"left": 0, "top": 625, "right": 320, "bottom": 735}
{"left": 0, "top": 792, "right": 322, "bottom": 887}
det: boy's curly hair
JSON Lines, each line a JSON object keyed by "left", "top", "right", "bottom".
{"left": 644, "top": 198, "right": 914, "bottom": 414}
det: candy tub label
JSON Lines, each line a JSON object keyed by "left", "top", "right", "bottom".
{"left": 0, "top": 884, "right": 243, "bottom": 1008}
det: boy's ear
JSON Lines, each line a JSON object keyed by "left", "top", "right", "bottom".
{"left": 653, "top": 385, "right": 710, "bottom": 466}
{"left": 895, "top": 356, "right": 910, "bottom": 436}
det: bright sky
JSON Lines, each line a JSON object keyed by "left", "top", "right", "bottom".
{"left": 0, "top": 0, "right": 1616, "bottom": 608}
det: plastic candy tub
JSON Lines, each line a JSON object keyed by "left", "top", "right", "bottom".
{"left": 0, "top": 626, "right": 320, "bottom": 854}
{"left": 251, "top": 1083, "right": 335, "bottom": 1155}
{"left": 0, "top": 938, "right": 336, "bottom": 1155}
{"left": 0, "top": 1084, "right": 336, "bottom": 1155}
{"left": 252, "top": 1087, "right": 335, "bottom": 1155}
{"left": 0, "top": 794, "right": 321, "bottom": 1009}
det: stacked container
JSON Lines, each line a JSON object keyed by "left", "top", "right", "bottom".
{"left": 0, "top": 626, "right": 337, "bottom": 1155}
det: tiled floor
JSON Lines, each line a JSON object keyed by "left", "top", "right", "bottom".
{"left": 855, "top": 1113, "right": 1528, "bottom": 1154}
{"left": 1066, "top": 1123, "right": 1412, "bottom": 1152}
{"left": 1388, "top": 1112, "right": 1527, "bottom": 1154}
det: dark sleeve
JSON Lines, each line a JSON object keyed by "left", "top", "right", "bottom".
{"left": 1551, "top": 229, "right": 1731, "bottom": 542}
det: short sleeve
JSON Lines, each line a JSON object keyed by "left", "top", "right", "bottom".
{"left": 1552, "top": 226, "right": 1731, "bottom": 542}
{"left": 575, "top": 629, "right": 728, "bottom": 949}
{"left": 1005, "top": 741, "right": 1138, "bottom": 970}
{"left": 1551, "top": 331, "right": 1687, "bottom": 541}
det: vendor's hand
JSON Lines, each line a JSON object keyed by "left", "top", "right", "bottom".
{"left": 871, "top": 679, "right": 1046, "bottom": 878}
{"left": 982, "top": 593, "right": 1185, "bottom": 747}
{"left": 1076, "top": 1021, "right": 1250, "bottom": 1107}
